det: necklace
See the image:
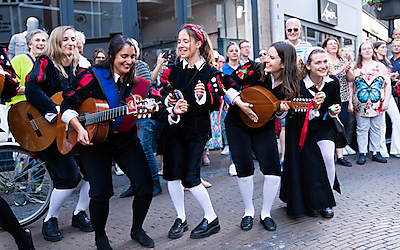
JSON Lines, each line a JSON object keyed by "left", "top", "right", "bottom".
{"left": 314, "top": 78, "right": 323, "bottom": 90}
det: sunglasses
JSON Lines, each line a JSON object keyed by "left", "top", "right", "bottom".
{"left": 287, "top": 28, "right": 299, "bottom": 33}
{"left": 259, "top": 52, "right": 268, "bottom": 57}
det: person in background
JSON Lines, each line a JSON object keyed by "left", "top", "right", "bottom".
{"left": 213, "top": 50, "right": 225, "bottom": 70}
{"left": 160, "top": 24, "right": 223, "bottom": 240}
{"left": 255, "top": 48, "right": 268, "bottom": 63}
{"left": 281, "top": 47, "right": 341, "bottom": 218}
{"left": 25, "top": 25, "right": 93, "bottom": 243}
{"left": 350, "top": 42, "right": 391, "bottom": 165}
{"left": 387, "top": 29, "right": 400, "bottom": 59}
{"left": 285, "top": 18, "right": 311, "bottom": 57}
{"left": 239, "top": 40, "right": 252, "bottom": 64}
{"left": 8, "top": 17, "right": 39, "bottom": 59}
{"left": 75, "top": 31, "right": 91, "bottom": 68}
{"left": 120, "top": 38, "right": 162, "bottom": 198}
{"left": 373, "top": 41, "right": 400, "bottom": 158}
{"left": 390, "top": 39, "right": 400, "bottom": 79}
{"left": 322, "top": 37, "right": 354, "bottom": 167}
{"left": 9, "top": 29, "right": 48, "bottom": 106}
{"left": 221, "top": 42, "right": 241, "bottom": 177}
{"left": 92, "top": 48, "right": 106, "bottom": 65}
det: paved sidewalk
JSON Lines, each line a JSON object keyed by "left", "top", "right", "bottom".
{"left": 1, "top": 151, "right": 400, "bottom": 249}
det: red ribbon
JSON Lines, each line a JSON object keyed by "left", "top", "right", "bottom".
{"left": 183, "top": 24, "right": 204, "bottom": 51}
{"left": 299, "top": 100, "right": 314, "bottom": 150}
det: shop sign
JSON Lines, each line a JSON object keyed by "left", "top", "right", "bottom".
{"left": 318, "top": 0, "right": 338, "bottom": 26}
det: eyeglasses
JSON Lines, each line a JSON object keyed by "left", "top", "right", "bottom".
{"left": 287, "top": 28, "right": 299, "bottom": 33}
{"left": 259, "top": 52, "right": 268, "bottom": 57}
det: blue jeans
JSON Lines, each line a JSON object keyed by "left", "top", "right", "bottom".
{"left": 137, "top": 118, "right": 159, "bottom": 180}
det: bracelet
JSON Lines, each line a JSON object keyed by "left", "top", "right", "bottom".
{"left": 172, "top": 106, "right": 177, "bottom": 117}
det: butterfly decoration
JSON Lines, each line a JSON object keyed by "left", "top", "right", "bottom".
{"left": 355, "top": 76, "right": 384, "bottom": 103}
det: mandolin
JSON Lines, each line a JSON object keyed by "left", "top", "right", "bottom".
{"left": 57, "top": 95, "right": 159, "bottom": 155}
{"left": 8, "top": 92, "right": 63, "bottom": 152}
{"left": 239, "top": 85, "right": 317, "bottom": 128}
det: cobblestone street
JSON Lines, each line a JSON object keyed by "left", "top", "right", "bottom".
{"left": 1, "top": 150, "right": 400, "bottom": 249}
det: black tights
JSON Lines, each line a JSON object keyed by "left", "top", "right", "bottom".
{"left": 0, "top": 197, "right": 32, "bottom": 250}
{"left": 90, "top": 193, "right": 152, "bottom": 238}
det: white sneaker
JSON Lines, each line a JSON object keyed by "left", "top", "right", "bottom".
{"left": 114, "top": 164, "right": 124, "bottom": 176}
{"left": 221, "top": 146, "right": 229, "bottom": 155}
{"left": 344, "top": 145, "right": 356, "bottom": 155}
{"left": 342, "top": 147, "right": 348, "bottom": 156}
{"left": 381, "top": 151, "right": 390, "bottom": 158}
{"left": 229, "top": 163, "right": 237, "bottom": 176}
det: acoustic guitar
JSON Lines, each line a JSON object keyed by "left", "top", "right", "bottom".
{"left": 8, "top": 92, "right": 63, "bottom": 152}
{"left": 0, "top": 69, "right": 8, "bottom": 97}
{"left": 57, "top": 95, "right": 159, "bottom": 155}
{"left": 239, "top": 85, "right": 317, "bottom": 128}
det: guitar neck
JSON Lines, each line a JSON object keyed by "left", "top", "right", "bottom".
{"left": 79, "top": 105, "right": 128, "bottom": 126}
{"left": 285, "top": 98, "right": 316, "bottom": 111}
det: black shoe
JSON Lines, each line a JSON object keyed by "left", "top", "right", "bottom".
{"left": 120, "top": 186, "right": 135, "bottom": 198}
{"left": 321, "top": 207, "right": 334, "bottom": 218}
{"left": 72, "top": 211, "right": 94, "bottom": 232}
{"left": 22, "top": 227, "right": 35, "bottom": 250}
{"left": 337, "top": 157, "right": 352, "bottom": 167}
{"left": 42, "top": 218, "right": 62, "bottom": 242}
{"left": 130, "top": 228, "right": 154, "bottom": 248}
{"left": 372, "top": 152, "right": 387, "bottom": 163}
{"left": 152, "top": 179, "right": 162, "bottom": 197}
{"left": 260, "top": 217, "right": 277, "bottom": 231}
{"left": 168, "top": 218, "right": 188, "bottom": 239}
{"left": 306, "top": 210, "right": 319, "bottom": 217}
{"left": 240, "top": 216, "right": 253, "bottom": 231}
{"left": 190, "top": 218, "right": 220, "bottom": 239}
{"left": 357, "top": 153, "right": 367, "bottom": 165}
{"left": 95, "top": 235, "right": 113, "bottom": 250}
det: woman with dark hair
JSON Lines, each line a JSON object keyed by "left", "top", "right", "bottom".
{"left": 281, "top": 47, "right": 341, "bottom": 218}
{"left": 160, "top": 24, "right": 223, "bottom": 240}
{"left": 373, "top": 41, "right": 400, "bottom": 158}
{"left": 26, "top": 26, "right": 93, "bottom": 242}
{"left": 224, "top": 41, "right": 297, "bottom": 231}
{"left": 61, "top": 34, "right": 187, "bottom": 249}
{"left": 322, "top": 36, "right": 355, "bottom": 166}
{"left": 92, "top": 48, "right": 106, "bottom": 65}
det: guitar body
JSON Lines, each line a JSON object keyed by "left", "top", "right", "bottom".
{"left": 57, "top": 98, "right": 110, "bottom": 155}
{"left": 8, "top": 92, "right": 63, "bottom": 152}
{"left": 239, "top": 85, "right": 279, "bottom": 128}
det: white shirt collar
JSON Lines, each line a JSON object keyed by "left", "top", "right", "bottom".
{"left": 304, "top": 75, "right": 334, "bottom": 90}
{"left": 270, "top": 74, "right": 282, "bottom": 89}
{"left": 113, "top": 73, "right": 121, "bottom": 82}
{"left": 182, "top": 57, "right": 205, "bottom": 70}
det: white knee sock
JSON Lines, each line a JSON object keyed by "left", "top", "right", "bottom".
{"left": 261, "top": 175, "right": 280, "bottom": 220}
{"left": 188, "top": 184, "right": 217, "bottom": 222}
{"left": 317, "top": 140, "right": 336, "bottom": 189}
{"left": 74, "top": 181, "right": 90, "bottom": 215}
{"left": 167, "top": 180, "right": 186, "bottom": 221}
{"left": 237, "top": 176, "right": 254, "bottom": 218}
{"left": 44, "top": 188, "right": 74, "bottom": 222}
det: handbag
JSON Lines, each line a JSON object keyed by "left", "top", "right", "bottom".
{"left": 333, "top": 116, "right": 349, "bottom": 148}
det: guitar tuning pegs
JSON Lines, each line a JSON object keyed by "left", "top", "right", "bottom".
{"left": 147, "top": 114, "right": 151, "bottom": 118}
{"left": 137, "top": 114, "right": 142, "bottom": 119}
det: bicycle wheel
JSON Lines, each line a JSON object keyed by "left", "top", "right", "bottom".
{"left": 0, "top": 143, "right": 52, "bottom": 226}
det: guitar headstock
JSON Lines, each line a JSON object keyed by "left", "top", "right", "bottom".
{"left": 126, "top": 95, "right": 159, "bottom": 119}
{"left": 288, "top": 98, "right": 318, "bottom": 112}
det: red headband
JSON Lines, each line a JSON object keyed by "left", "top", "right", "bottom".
{"left": 183, "top": 24, "right": 204, "bottom": 50}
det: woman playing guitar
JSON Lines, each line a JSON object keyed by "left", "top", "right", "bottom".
{"left": 223, "top": 41, "right": 298, "bottom": 232}
{"left": 60, "top": 35, "right": 187, "bottom": 249}
{"left": 25, "top": 26, "right": 93, "bottom": 242}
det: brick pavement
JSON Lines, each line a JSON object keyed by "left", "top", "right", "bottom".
{"left": 1, "top": 151, "right": 400, "bottom": 249}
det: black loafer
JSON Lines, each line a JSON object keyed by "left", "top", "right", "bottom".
{"left": 131, "top": 228, "right": 154, "bottom": 248}
{"left": 72, "top": 211, "right": 94, "bottom": 232}
{"left": 306, "top": 210, "right": 319, "bottom": 217}
{"left": 320, "top": 207, "right": 334, "bottom": 218}
{"left": 120, "top": 186, "right": 135, "bottom": 198}
{"left": 240, "top": 216, "right": 253, "bottom": 231}
{"left": 260, "top": 217, "right": 277, "bottom": 231}
{"left": 42, "top": 218, "right": 62, "bottom": 242}
{"left": 337, "top": 157, "right": 352, "bottom": 167}
{"left": 357, "top": 153, "right": 367, "bottom": 165}
{"left": 168, "top": 218, "right": 188, "bottom": 239}
{"left": 190, "top": 217, "right": 220, "bottom": 239}
{"left": 95, "top": 235, "right": 113, "bottom": 250}
{"left": 372, "top": 152, "right": 387, "bottom": 163}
